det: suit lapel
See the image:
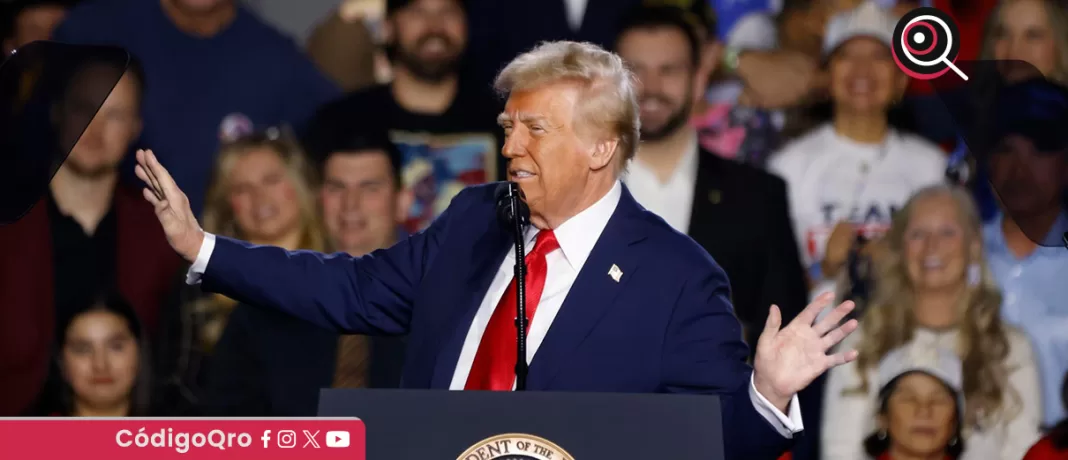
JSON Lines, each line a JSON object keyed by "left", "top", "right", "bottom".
{"left": 527, "top": 187, "right": 647, "bottom": 389}
{"left": 428, "top": 216, "right": 511, "bottom": 388}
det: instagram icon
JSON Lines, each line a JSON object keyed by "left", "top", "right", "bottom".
{"left": 277, "top": 430, "right": 297, "bottom": 449}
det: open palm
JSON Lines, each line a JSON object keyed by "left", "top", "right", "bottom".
{"left": 134, "top": 149, "right": 204, "bottom": 262}
{"left": 752, "top": 292, "right": 859, "bottom": 409}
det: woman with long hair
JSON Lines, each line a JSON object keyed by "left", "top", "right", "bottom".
{"left": 821, "top": 184, "right": 1042, "bottom": 460}
{"left": 188, "top": 128, "right": 329, "bottom": 352}
{"left": 981, "top": 0, "right": 1068, "bottom": 85}
{"left": 33, "top": 294, "right": 154, "bottom": 416}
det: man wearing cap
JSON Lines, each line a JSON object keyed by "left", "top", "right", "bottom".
{"left": 982, "top": 77, "right": 1068, "bottom": 429}
{"left": 309, "top": 0, "right": 503, "bottom": 233}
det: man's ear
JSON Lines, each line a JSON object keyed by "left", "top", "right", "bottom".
{"left": 695, "top": 42, "right": 720, "bottom": 101}
{"left": 394, "top": 185, "right": 413, "bottom": 224}
{"left": 589, "top": 138, "right": 620, "bottom": 171}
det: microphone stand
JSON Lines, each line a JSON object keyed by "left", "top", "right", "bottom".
{"left": 506, "top": 184, "right": 530, "bottom": 391}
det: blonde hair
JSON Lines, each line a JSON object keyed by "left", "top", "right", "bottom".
{"left": 493, "top": 40, "right": 641, "bottom": 171}
{"left": 981, "top": 0, "right": 1068, "bottom": 85}
{"left": 852, "top": 185, "right": 1017, "bottom": 429}
{"left": 193, "top": 132, "right": 329, "bottom": 350}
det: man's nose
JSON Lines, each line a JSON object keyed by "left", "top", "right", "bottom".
{"left": 342, "top": 189, "right": 363, "bottom": 211}
{"left": 637, "top": 74, "right": 660, "bottom": 95}
{"left": 502, "top": 130, "right": 527, "bottom": 159}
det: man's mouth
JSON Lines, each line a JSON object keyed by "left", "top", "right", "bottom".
{"left": 510, "top": 169, "right": 536, "bottom": 180}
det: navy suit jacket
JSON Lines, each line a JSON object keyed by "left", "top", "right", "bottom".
{"left": 199, "top": 183, "right": 796, "bottom": 460}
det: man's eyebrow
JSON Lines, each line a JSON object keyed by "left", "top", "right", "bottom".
{"left": 518, "top": 114, "right": 548, "bottom": 124}
{"left": 497, "top": 112, "right": 550, "bottom": 125}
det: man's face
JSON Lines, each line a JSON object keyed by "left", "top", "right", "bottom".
{"left": 500, "top": 82, "right": 599, "bottom": 229}
{"left": 617, "top": 26, "right": 698, "bottom": 142}
{"left": 3, "top": 4, "right": 68, "bottom": 54}
{"left": 390, "top": 0, "right": 467, "bottom": 82}
{"left": 319, "top": 151, "right": 405, "bottom": 255}
{"left": 62, "top": 71, "right": 142, "bottom": 178}
{"left": 989, "top": 134, "right": 1068, "bottom": 217}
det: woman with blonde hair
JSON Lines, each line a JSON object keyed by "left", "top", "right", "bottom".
{"left": 821, "top": 184, "right": 1042, "bottom": 460}
{"left": 161, "top": 128, "right": 331, "bottom": 413}
{"left": 191, "top": 128, "right": 329, "bottom": 350}
{"left": 981, "top": 0, "right": 1068, "bottom": 85}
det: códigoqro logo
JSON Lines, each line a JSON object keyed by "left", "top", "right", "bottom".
{"left": 457, "top": 433, "right": 574, "bottom": 460}
{"left": 891, "top": 7, "right": 968, "bottom": 81}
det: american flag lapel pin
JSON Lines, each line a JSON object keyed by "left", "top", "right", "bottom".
{"left": 608, "top": 264, "right": 623, "bottom": 283}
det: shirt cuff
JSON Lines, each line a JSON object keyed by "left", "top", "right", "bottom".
{"left": 749, "top": 373, "right": 804, "bottom": 437}
{"left": 185, "top": 232, "right": 217, "bottom": 285}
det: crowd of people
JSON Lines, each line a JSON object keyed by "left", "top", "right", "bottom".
{"left": 1, "top": 0, "right": 1067, "bottom": 459}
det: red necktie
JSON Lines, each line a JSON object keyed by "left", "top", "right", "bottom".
{"left": 465, "top": 230, "right": 560, "bottom": 390}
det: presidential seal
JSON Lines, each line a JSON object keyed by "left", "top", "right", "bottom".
{"left": 457, "top": 433, "right": 575, "bottom": 460}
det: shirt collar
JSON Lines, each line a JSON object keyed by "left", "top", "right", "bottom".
{"left": 680, "top": 132, "right": 700, "bottom": 176}
{"left": 523, "top": 181, "right": 622, "bottom": 271}
{"left": 624, "top": 131, "right": 700, "bottom": 185}
{"left": 983, "top": 211, "right": 1068, "bottom": 258}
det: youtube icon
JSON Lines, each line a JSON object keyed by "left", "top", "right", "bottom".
{"left": 326, "top": 431, "right": 350, "bottom": 448}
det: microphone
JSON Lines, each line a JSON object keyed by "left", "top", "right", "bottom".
{"left": 495, "top": 182, "right": 531, "bottom": 390}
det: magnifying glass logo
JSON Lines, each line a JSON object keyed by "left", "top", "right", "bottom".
{"left": 891, "top": 7, "right": 968, "bottom": 81}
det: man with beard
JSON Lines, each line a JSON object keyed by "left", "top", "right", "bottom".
{"left": 616, "top": 9, "right": 816, "bottom": 458}
{"left": 50, "top": 0, "right": 340, "bottom": 217}
{"left": 616, "top": 6, "right": 808, "bottom": 358}
{"left": 0, "top": 57, "right": 184, "bottom": 415}
{"left": 309, "top": 0, "right": 503, "bottom": 232}
{"left": 982, "top": 77, "right": 1068, "bottom": 429}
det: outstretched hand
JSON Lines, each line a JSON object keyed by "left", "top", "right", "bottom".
{"left": 752, "top": 292, "right": 859, "bottom": 411}
{"left": 134, "top": 149, "right": 204, "bottom": 262}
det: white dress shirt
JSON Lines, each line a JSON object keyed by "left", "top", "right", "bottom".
{"left": 186, "top": 181, "right": 803, "bottom": 436}
{"left": 623, "top": 134, "right": 700, "bottom": 233}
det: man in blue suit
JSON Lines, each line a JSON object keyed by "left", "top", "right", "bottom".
{"left": 135, "top": 40, "right": 860, "bottom": 460}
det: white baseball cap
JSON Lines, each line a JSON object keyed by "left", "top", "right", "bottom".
{"left": 877, "top": 345, "right": 963, "bottom": 392}
{"left": 876, "top": 344, "right": 965, "bottom": 419}
{"left": 822, "top": 1, "right": 899, "bottom": 58}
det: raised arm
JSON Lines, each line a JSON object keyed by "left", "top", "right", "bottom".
{"left": 134, "top": 149, "right": 455, "bottom": 335}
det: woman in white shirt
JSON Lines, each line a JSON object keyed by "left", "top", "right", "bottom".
{"left": 821, "top": 184, "right": 1043, "bottom": 460}
{"left": 767, "top": 3, "right": 946, "bottom": 293}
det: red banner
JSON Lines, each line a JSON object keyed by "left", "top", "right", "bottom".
{"left": 0, "top": 418, "right": 365, "bottom": 459}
